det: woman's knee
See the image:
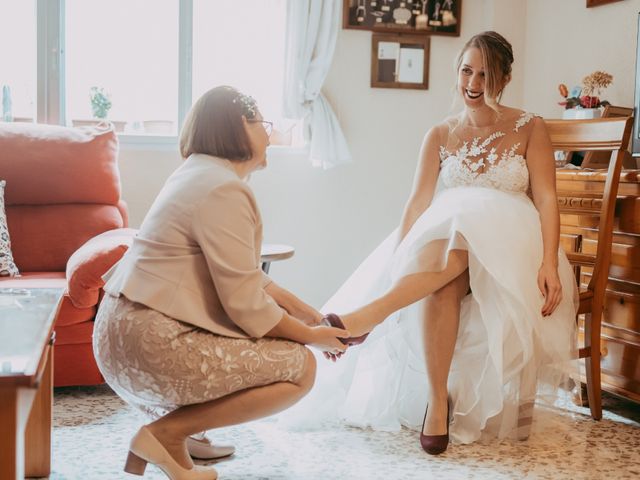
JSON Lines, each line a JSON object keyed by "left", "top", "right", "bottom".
{"left": 447, "top": 248, "right": 468, "bottom": 267}
{"left": 431, "top": 271, "right": 469, "bottom": 305}
{"left": 296, "top": 348, "right": 317, "bottom": 393}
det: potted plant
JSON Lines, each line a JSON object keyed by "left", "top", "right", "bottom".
{"left": 89, "top": 86, "right": 112, "bottom": 120}
{"left": 558, "top": 71, "right": 613, "bottom": 119}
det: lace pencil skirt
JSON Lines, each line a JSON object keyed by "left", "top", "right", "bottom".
{"left": 93, "top": 294, "right": 309, "bottom": 418}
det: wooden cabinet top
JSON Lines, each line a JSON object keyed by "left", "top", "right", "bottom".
{"left": 556, "top": 169, "right": 640, "bottom": 183}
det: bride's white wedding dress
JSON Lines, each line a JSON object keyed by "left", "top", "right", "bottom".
{"left": 283, "top": 111, "right": 579, "bottom": 443}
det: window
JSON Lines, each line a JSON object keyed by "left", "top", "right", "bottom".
{"left": 65, "top": 0, "right": 179, "bottom": 135}
{"left": 0, "top": 0, "right": 293, "bottom": 146}
{"left": 0, "top": 0, "right": 37, "bottom": 122}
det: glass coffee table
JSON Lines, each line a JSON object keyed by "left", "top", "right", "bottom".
{"left": 0, "top": 287, "right": 63, "bottom": 480}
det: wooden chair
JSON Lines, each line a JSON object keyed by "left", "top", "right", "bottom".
{"left": 546, "top": 116, "right": 634, "bottom": 420}
{"left": 581, "top": 105, "right": 634, "bottom": 169}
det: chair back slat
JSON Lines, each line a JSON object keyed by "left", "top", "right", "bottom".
{"left": 546, "top": 118, "right": 631, "bottom": 151}
{"left": 565, "top": 252, "right": 596, "bottom": 267}
{"left": 546, "top": 117, "right": 634, "bottom": 295}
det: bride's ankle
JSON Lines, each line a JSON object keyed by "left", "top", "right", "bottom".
{"left": 426, "top": 391, "right": 450, "bottom": 412}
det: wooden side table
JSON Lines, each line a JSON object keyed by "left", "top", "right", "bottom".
{"left": 260, "top": 244, "right": 295, "bottom": 274}
{"left": 0, "top": 288, "right": 63, "bottom": 480}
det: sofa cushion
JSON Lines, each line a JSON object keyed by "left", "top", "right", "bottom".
{"left": 7, "top": 204, "right": 125, "bottom": 271}
{"left": 66, "top": 228, "right": 136, "bottom": 309}
{"left": 55, "top": 320, "right": 95, "bottom": 346}
{"left": 0, "top": 122, "right": 120, "bottom": 205}
{"left": 54, "top": 343, "right": 104, "bottom": 387}
{"left": 56, "top": 295, "right": 97, "bottom": 327}
{"left": 0, "top": 180, "right": 19, "bottom": 276}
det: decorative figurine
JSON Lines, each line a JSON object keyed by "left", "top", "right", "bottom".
{"left": 2, "top": 85, "right": 12, "bottom": 122}
{"left": 393, "top": 3, "right": 412, "bottom": 24}
{"left": 416, "top": 0, "right": 429, "bottom": 29}
{"left": 356, "top": 0, "right": 367, "bottom": 23}
{"left": 429, "top": 0, "right": 443, "bottom": 26}
{"left": 441, "top": 0, "right": 457, "bottom": 26}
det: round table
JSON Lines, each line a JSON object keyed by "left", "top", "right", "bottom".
{"left": 260, "top": 244, "right": 295, "bottom": 273}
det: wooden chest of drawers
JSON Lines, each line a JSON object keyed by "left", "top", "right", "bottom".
{"left": 557, "top": 169, "right": 640, "bottom": 403}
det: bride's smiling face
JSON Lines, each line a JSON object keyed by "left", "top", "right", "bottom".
{"left": 457, "top": 47, "right": 487, "bottom": 107}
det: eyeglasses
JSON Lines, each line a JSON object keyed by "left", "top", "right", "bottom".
{"left": 247, "top": 119, "right": 273, "bottom": 137}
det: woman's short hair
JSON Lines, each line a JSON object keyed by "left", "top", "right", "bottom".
{"left": 455, "top": 31, "right": 514, "bottom": 109}
{"left": 179, "top": 86, "right": 258, "bottom": 161}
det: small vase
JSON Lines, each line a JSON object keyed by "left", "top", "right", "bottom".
{"left": 562, "top": 108, "right": 602, "bottom": 120}
{"left": 415, "top": 13, "right": 429, "bottom": 29}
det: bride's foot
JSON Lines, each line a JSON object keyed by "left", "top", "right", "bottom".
{"left": 338, "top": 308, "right": 379, "bottom": 338}
{"left": 420, "top": 394, "right": 451, "bottom": 455}
{"left": 322, "top": 312, "right": 371, "bottom": 346}
{"left": 422, "top": 395, "right": 449, "bottom": 436}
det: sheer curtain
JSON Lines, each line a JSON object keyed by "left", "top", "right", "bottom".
{"left": 283, "top": 0, "right": 351, "bottom": 169}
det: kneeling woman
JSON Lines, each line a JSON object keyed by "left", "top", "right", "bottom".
{"left": 93, "top": 86, "right": 348, "bottom": 480}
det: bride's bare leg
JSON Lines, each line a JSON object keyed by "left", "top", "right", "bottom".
{"left": 340, "top": 249, "right": 469, "bottom": 336}
{"left": 422, "top": 270, "right": 469, "bottom": 435}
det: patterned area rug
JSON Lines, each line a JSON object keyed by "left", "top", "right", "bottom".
{"left": 45, "top": 385, "right": 639, "bottom": 479}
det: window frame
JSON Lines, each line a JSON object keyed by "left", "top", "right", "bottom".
{"left": 34, "top": 0, "right": 301, "bottom": 153}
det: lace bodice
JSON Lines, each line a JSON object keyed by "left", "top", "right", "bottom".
{"left": 439, "top": 112, "right": 536, "bottom": 193}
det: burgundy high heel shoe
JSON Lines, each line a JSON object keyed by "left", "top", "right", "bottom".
{"left": 321, "top": 313, "right": 369, "bottom": 346}
{"left": 420, "top": 401, "right": 451, "bottom": 455}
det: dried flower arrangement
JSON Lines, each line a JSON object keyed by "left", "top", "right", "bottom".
{"left": 558, "top": 70, "right": 613, "bottom": 109}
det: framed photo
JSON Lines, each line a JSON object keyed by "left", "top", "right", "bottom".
{"left": 371, "top": 33, "right": 430, "bottom": 89}
{"left": 586, "top": 0, "right": 625, "bottom": 7}
{"left": 344, "top": 0, "right": 461, "bottom": 37}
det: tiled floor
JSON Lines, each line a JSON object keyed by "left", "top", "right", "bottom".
{"left": 44, "top": 385, "right": 639, "bottom": 479}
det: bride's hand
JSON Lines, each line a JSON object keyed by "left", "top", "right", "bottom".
{"left": 537, "top": 262, "right": 562, "bottom": 316}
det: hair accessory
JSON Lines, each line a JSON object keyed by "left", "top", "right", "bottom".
{"left": 231, "top": 91, "right": 258, "bottom": 119}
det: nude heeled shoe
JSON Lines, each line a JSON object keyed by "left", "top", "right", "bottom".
{"left": 187, "top": 434, "right": 235, "bottom": 460}
{"left": 124, "top": 426, "right": 218, "bottom": 480}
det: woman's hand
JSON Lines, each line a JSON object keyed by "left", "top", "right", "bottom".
{"left": 286, "top": 304, "right": 323, "bottom": 326}
{"left": 309, "top": 325, "right": 350, "bottom": 354}
{"left": 538, "top": 262, "right": 563, "bottom": 316}
{"left": 265, "top": 282, "right": 323, "bottom": 326}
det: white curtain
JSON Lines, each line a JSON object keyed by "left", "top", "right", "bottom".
{"left": 283, "top": 0, "right": 352, "bottom": 169}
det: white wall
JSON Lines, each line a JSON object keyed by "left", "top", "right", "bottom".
{"left": 522, "top": 0, "right": 640, "bottom": 117}
{"left": 118, "top": 0, "right": 639, "bottom": 308}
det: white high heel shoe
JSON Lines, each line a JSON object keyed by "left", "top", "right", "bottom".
{"left": 124, "top": 426, "right": 218, "bottom": 480}
{"left": 187, "top": 434, "right": 235, "bottom": 460}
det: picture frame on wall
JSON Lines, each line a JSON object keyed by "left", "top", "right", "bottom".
{"left": 586, "top": 0, "right": 625, "bottom": 7}
{"left": 344, "top": 0, "right": 461, "bottom": 37}
{"left": 371, "top": 33, "right": 430, "bottom": 89}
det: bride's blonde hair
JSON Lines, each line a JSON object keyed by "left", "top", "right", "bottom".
{"left": 454, "top": 31, "right": 514, "bottom": 112}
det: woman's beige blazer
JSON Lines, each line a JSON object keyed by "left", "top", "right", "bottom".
{"left": 103, "top": 153, "right": 284, "bottom": 339}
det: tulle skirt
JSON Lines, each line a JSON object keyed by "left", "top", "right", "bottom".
{"left": 282, "top": 186, "right": 579, "bottom": 444}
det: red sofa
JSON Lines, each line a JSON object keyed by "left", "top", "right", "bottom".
{"left": 0, "top": 122, "right": 133, "bottom": 387}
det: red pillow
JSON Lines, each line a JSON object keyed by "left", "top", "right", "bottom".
{"left": 66, "top": 228, "right": 136, "bottom": 308}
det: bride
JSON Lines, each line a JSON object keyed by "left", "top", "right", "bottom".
{"left": 284, "top": 31, "right": 579, "bottom": 454}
